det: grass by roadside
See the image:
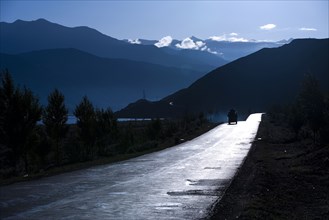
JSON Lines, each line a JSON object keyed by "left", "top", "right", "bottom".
{"left": 208, "top": 114, "right": 329, "bottom": 219}
{"left": 0, "top": 121, "right": 218, "bottom": 186}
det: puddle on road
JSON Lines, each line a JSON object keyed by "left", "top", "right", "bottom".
{"left": 204, "top": 167, "right": 221, "bottom": 170}
{"left": 167, "top": 189, "right": 220, "bottom": 196}
{"left": 237, "top": 142, "right": 252, "bottom": 146}
{"left": 154, "top": 202, "right": 182, "bottom": 210}
{"left": 185, "top": 179, "right": 230, "bottom": 186}
{"left": 108, "top": 192, "right": 129, "bottom": 195}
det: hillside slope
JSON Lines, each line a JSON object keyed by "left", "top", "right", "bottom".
{"left": 116, "top": 38, "right": 329, "bottom": 118}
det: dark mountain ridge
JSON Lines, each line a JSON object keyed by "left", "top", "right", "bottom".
{"left": 116, "top": 38, "right": 329, "bottom": 118}
{"left": 0, "top": 19, "right": 124, "bottom": 53}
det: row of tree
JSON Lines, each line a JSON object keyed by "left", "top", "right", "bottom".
{"left": 0, "top": 70, "right": 117, "bottom": 176}
{"left": 1, "top": 70, "right": 206, "bottom": 178}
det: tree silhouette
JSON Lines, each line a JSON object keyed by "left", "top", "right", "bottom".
{"left": 74, "top": 96, "right": 96, "bottom": 160}
{"left": 298, "top": 74, "right": 325, "bottom": 143}
{"left": 288, "top": 102, "right": 304, "bottom": 139}
{"left": 147, "top": 118, "right": 162, "bottom": 140}
{"left": 43, "top": 89, "right": 68, "bottom": 166}
{"left": 14, "top": 88, "right": 42, "bottom": 173}
{"left": 0, "top": 70, "right": 42, "bottom": 173}
{"left": 0, "top": 70, "right": 16, "bottom": 172}
{"left": 95, "top": 108, "right": 118, "bottom": 156}
{"left": 0, "top": 69, "right": 15, "bottom": 143}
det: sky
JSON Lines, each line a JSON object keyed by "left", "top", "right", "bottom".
{"left": 0, "top": 0, "right": 328, "bottom": 42}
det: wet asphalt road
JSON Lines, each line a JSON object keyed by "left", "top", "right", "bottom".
{"left": 0, "top": 113, "right": 262, "bottom": 220}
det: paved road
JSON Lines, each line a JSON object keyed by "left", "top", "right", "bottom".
{"left": 0, "top": 113, "right": 262, "bottom": 220}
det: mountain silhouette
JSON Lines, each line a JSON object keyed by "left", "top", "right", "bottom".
{"left": 0, "top": 19, "right": 226, "bottom": 72}
{"left": 116, "top": 38, "right": 329, "bottom": 118}
{"left": 0, "top": 48, "right": 203, "bottom": 111}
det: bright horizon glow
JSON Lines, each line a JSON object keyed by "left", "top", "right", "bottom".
{"left": 0, "top": 1, "right": 328, "bottom": 41}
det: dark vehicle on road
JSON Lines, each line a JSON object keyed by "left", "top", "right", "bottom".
{"left": 227, "top": 109, "right": 238, "bottom": 125}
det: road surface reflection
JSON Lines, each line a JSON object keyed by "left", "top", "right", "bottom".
{"left": 0, "top": 113, "right": 263, "bottom": 219}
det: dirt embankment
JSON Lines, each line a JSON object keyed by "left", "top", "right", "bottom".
{"left": 208, "top": 115, "right": 329, "bottom": 219}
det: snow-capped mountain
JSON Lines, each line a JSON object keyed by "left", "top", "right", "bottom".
{"left": 125, "top": 35, "right": 293, "bottom": 61}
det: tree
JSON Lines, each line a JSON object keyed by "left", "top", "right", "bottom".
{"left": 0, "top": 69, "right": 15, "bottom": 143}
{"left": 0, "top": 70, "right": 16, "bottom": 173}
{"left": 43, "top": 89, "right": 68, "bottom": 166}
{"left": 74, "top": 96, "right": 96, "bottom": 160}
{"left": 14, "top": 88, "right": 42, "bottom": 173}
{"left": 320, "top": 97, "right": 329, "bottom": 143}
{"left": 298, "top": 74, "right": 325, "bottom": 143}
{"left": 147, "top": 118, "right": 162, "bottom": 140}
{"left": 95, "top": 108, "right": 118, "bottom": 156}
{"left": 118, "top": 122, "right": 134, "bottom": 153}
{"left": 0, "top": 70, "right": 42, "bottom": 174}
{"left": 288, "top": 102, "right": 304, "bottom": 139}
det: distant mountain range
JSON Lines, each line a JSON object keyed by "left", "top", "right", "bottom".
{"left": 124, "top": 36, "right": 291, "bottom": 61}
{"left": 116, "top": 38, "right": 329, "bottom": 119}
{"left": 0, "top": 19, "right": 228, "bottom": 110}
{"left": 0, "top": 19, "right": 226, "bottom": 73}
{"left": 0, "top": 18, "right": 308, "bottom": 114}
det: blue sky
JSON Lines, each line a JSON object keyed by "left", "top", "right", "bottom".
{"left": 1, "top": 1, "right": 328, "bottom": 41}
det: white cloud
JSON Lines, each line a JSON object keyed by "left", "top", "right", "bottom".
{"left": 209, "top": 34, "right": 249, "bottom": 42}
{"left": 299, "top": 27, "right": 317, "bottom": 31}
{"left": 195, "top": 41, "right": 206, "bottom": 48}
{"left": 175, "top": 37, "right": 205, "bottom": 50}
{"left": 154, "top": 36, "right": 173, "bottom": 48}
{"left": 209, "top": 35, "right": 226, "bottom": 41}
{"left": 260, "top": 24, "right": 276, "bottom": 30}
{"left": 207, "top": 48, "right": 218, "bottom": 54}
{"left": 228, "top": 37, "right": 249, "bottom": 42}
{"left": 128, "top": 38, "right": 141, "bottom": 44}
